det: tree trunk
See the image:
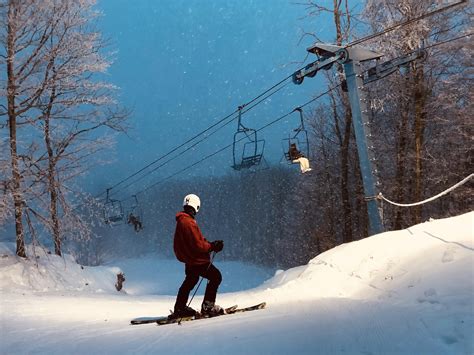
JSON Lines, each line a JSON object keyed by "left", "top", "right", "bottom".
{"left": 394, "top": 99, "right": 409, "bottom": 229}
{"left": 42, "top": 70, "right": 62, "bottom": 255}
{"left": 340, "top": 108, "right": 353, "bottom": 242}
{"left": 333, "top": 0, "right": 343, "bottom": 44}
{"left": 7, "top": 2, "right": 26, "bottom": 258}
{"left": 333, "top": 0, "right": 354, "bottom": 243}
{"left": 413, "top": 65, "right": 427, "bottom": 224}
{"left": 44, "top": 117, "right": 61, "bottom": 256}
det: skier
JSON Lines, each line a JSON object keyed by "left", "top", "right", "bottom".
{"left": 171, "top": 193, "right": 224, "bottom": 319}
{"left": 288, "top": 143, "right": 312, "bottom": 173}
{"left": 127, "top": 213, "right": 143, "bottom": 232}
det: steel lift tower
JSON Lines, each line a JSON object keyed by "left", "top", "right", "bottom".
{"left": 293, "top": 43, "right": 425, "bottom": 235}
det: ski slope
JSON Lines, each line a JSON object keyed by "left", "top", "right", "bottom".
{"left": 0, "top": 212, "right": 473, "bottom": 354}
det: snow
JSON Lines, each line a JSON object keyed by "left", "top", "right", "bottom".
{"left": 1, "top": 212, "right": 473, "bottom": 354}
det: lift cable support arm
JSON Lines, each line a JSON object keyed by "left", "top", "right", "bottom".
{"left": 292, "top": 48, "right": 347, "bottom": 85}
{"left": 364, "top": 49, "right": 427, "bottom": 85}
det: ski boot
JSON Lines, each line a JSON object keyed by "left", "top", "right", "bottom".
{"left": 169, "top": 306, "right": 197, "bottom": 320}
{"left": 201, "top": 301, "right": 224, "bottom": 317}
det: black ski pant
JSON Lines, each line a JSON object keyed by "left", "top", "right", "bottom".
{"left": 174, "top": 263, "right": 222, "bottom": 311}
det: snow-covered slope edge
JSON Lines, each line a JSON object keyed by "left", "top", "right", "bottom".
{"left": 259, "top": 211, "right": 473, "bottom": 306}
{"left": 0, "top": 244, "right": 274, "bottom": 295}
{"left": 0, "top": 243, "right": 121, "bottom": 293}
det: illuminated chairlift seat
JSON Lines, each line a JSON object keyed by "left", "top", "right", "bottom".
{"left": 282, "top": 108, "right": 309, "bottom": 164}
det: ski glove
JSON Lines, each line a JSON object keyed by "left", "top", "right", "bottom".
{"left": 210, "top": 240, "right": 224, "bottom": 253}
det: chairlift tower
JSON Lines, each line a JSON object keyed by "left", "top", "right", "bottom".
{"left": 296, "top": 43, "right": 385, "bottom": 235}
{"left": 293, "top": 41, "right": 425, "bottom": 234}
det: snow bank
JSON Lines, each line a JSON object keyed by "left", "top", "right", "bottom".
{"left": 260, "top": 212, "right": 474, "bottom": 305}
{"left": 0, "top": 243, "right": 121, "bottom": 293}
{"left": 0, "top": 242, "right": 274, "bottom": 296}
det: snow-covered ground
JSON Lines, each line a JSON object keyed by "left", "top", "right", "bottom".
{"left": 1, "top": 212, "right": 473, "bottom": 354}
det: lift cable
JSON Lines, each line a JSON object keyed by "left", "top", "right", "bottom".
{"left": 96, "top": 109, "right": 239, "bottom": 199}
{"left": 130, "top": 83, "right": 340, "bottom": 199}
{"left": 108, "top": 80, "right": 293, "bottom": 199}
{"left": 423, "top": 31, "right": 472, "bottom": 50}
{"left": 99, "top": 75, "right": 294, "bottom": 201}
{"left": 347, "top": 0, "right": 468, "bottom": 48}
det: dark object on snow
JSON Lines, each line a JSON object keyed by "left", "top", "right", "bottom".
{"left": 115, "top": 272, "right": 125, "bottom": 291}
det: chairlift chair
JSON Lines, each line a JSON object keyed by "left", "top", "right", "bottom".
{"left": 232, "top": 107, "right": 266, "bottom": 171}
{"left": 103, "top": 188, "right": 124, "bottom": 225}
{"left": 283, "top": 107, "right": 309, "bottom": 163}
{"left": 126, "top": 195, "right": 143, "bottom": 226}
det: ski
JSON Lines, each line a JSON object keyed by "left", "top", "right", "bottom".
{"left": 130, "top": 304, "right": 238, "bottom": 325}
{"left": 226, "top": 302, "right": 266, "bottom": 314}
{"left": 130, "top": 316, "right": 168, "bottom": 325}
{"left": 156, "top": 302, "right": 266, "bottom": 326}
{"left": 131, "top": 302, "right": 266, "bottom": 325}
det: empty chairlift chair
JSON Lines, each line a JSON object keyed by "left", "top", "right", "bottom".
{"left": 232, "top": 107, "right": 266, "bottom": 171}
{"left": 103, "top": 188, "right": 124, "bottom": 225}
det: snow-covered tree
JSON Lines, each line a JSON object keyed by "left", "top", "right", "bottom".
{"left": 1, "top": 0, "right": 52, "bottom": 257}
{"left": 363, "top": 0, "right": 472, "bottom": 227}
{"left": 33, "top": 0, "right": 128, "bottom": 256}
{"left": 0, "top": 0, "right": 128, "bottom": 257}
{"left": 294, "top": 0, "right": 472, "bottom": 243}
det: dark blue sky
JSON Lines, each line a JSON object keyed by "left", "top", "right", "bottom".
{"left": 91, "top": 0, "right": 338, "bottom": 199}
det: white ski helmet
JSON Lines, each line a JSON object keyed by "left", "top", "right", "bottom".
{"left": 183, "top": 194, "right": 200, "bottom": 213}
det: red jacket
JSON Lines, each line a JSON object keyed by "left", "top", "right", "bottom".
{"left": 173, "top": 211, "right": 211, "bottom": 265}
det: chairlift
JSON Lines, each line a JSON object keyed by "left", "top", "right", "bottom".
{"left": 282, "top": 107, "right": 309, "bottom": 163}
{"left": 126, "top": 195, "right": 143, "bottom": 232}
{"left": 103, "top": 188, "right": 124, "bottom": 225}
{"left": 232, "top": 106, "right": 266, "bottom": 171}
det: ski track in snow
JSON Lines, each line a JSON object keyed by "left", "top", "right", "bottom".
{"left": 1, "top": 212, "right": 473, "bottom": 354}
